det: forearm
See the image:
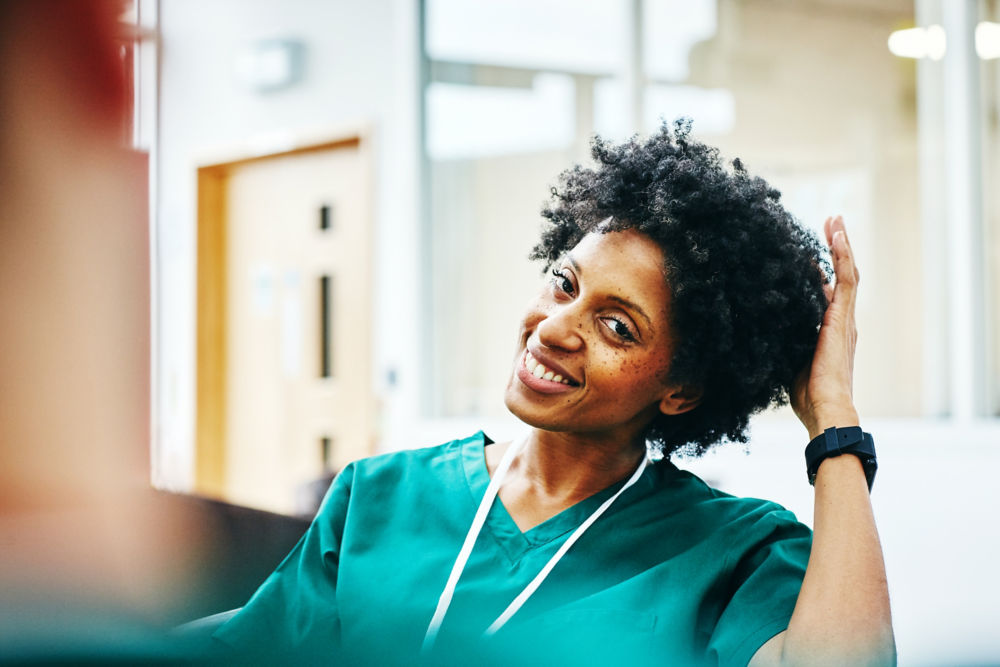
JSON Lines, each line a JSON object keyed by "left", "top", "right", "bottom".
{"left": 778, "top": 424, "right": 895, "bottom": 665}
{"left": 759, "top": 218, "right": 893, "bottom": 665}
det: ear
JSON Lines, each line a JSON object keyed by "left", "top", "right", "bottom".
{"left": 659, "top": 385, "right": 702, "bottom": 416}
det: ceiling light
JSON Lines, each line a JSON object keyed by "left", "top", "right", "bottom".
{"left": 890, "top": 22, "right": 1000, "bottom": 61}
{"left": 976, "top": 21, "right": 1000, "bottom": 60}
{"left": 888, "top": 26, "right": 940, "bottom": 59}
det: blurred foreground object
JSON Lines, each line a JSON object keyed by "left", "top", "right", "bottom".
{"left": 0, "top": 0, "right": 207, "bottom": 658}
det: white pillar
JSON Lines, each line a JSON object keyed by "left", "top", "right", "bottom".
{"left": 574, "top": 74, "right": 596, "bottom": 163}
{"left": 622, "top": 0, "right": 644, "bottom": 134}
{"left": 917, "top": 0, "right": 949, "bottom": 417}
{"left": 942, "top": 0, "right": 988, "bottom": 418}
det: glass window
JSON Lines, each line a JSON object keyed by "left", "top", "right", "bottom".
{"left": 426, "top": 0, "right": 626, "bottom": 73}
{"left": 422, "top": 0, "right": 933, "bottom": 421}
{"left": 426, "top": 74, "right": 576, "bottom": 160}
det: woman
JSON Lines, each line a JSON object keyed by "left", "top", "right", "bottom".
{"left": 211, "top": 122, "right": 894, "bottom": 666}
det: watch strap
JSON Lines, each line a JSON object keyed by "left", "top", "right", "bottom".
{"left": 805, "top": 426, "right": 877, "bottom": 491}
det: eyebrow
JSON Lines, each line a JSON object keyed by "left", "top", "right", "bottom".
{"left": 566, "top": 255, "right": 654, "bottom": 331}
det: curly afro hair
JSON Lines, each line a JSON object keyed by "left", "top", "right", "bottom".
{"left": 531, "top": 119, "right": 830, "bottom": 458}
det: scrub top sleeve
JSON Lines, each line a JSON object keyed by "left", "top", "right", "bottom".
{"left": 707, "top": 507, "right": 812, "bottom": 667}
{"left": 211, "top": 463, "right": 355, "bottom": 659}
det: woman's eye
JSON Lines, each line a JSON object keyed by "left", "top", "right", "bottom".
{"left": 602, "top": 317, "right": 637, "bottom": 343}
{"left": 550, "top": 268, "right": 574, "bottom": 295}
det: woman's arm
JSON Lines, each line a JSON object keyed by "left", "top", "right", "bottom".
{"left": 750, "top": 216, "right": 895, "bottom": 666}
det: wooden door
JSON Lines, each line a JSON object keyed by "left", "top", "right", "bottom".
{"left": 196, "top": 137, "right": 374, "bottom": 514}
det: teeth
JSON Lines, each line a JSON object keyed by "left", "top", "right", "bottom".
{"left": 525, "top": 351, "right": 574, "bottom": 385}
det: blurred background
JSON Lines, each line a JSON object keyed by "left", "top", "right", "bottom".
{"left": 5, "top": 0, "right": 996, "bottom": 663}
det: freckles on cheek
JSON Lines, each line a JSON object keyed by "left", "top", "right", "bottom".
{"left": 598, "top": 349, "right": 625, "bottom": 370}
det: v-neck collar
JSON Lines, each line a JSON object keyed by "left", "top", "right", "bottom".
{"left": 460, "top": 431, "right": 651, "bottom": 564}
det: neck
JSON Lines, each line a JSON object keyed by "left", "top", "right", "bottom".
{"left": 514, "top": 428, "right": 647, "bottom": 503}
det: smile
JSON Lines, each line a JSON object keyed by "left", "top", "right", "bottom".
{"left": 525, "top": 350, "right": 575, "bottom": 385}
{"left": 514, "top": 350, "right": 582, "bottom": 397}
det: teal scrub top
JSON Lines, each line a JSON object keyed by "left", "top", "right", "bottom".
{"left": 213, "top": 432, "right": 812, "bottom": 666}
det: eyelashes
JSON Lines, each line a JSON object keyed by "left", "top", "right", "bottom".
{"left": 551, "top": 268, "right": 573, "bottom": 295}
{"left": 601, "top": 317, "right": 637, "bottom": 343}
{"left": 549, "top": 268, "right": 638, "bottom": 343}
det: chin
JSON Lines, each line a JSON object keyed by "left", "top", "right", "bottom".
{"left": 502, "top": 382, "right": 566, "bottom": 433}
{"left": 503, "top": 381, "right": 533, "bottom": 426}
{"left": 502, "top": 378, "right": 522, "bottom": 419}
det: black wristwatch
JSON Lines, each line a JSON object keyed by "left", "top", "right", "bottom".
{"left": 804, "top": 426, "right": 877, "bottom": 492}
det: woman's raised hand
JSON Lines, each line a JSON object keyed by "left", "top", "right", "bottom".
{"left": 791, "top": 215, "right": 861, "bottom": 440}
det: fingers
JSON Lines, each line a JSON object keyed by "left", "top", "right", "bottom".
{"left": 826, "top": 215, "right": 859, "bottom": 317}
{"left": 822, "top": 281, "right": 834, "bottom": 306}
{"left": 830, "top": 216, "right": 858, "bottom": 281}
{"left": 814, "top": 217, "right": 835, "bottom": 304}
{"left": 817, "top": 215, "right": 860, "bottom": 311}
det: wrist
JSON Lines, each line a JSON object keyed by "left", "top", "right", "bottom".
{"left": 804, "top": 426, "right": 877, "bottom": 491}
{"left": 813, "top": 451, "right": 867, "bottom": 486}
{"left": 805, "top": 408, "right": 860, "bottom": 440}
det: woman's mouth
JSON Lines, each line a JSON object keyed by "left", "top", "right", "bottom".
{"left": 516, "top": 350, "right": 580, "bottom": 394}
{"left": 525, "top": 350, "right": 574, "bottom": 384}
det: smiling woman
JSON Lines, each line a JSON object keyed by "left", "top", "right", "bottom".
{"left": 207, "top": 122, "right": 894, "bottom": 666}
{"left": 506, "top": 230, "right": 684, "bottom": 443}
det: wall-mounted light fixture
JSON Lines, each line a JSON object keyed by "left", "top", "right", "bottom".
{"left": 234, "top": 39, "right": 306, "bottom": 93}
{"left": 888, "top": 22, "right": 1000, "bottom": 60}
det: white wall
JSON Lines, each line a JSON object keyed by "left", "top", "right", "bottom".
{"left": 154, "top": 0, "right": 422, "bottom": 489}
{"left": 679, "top": 415, "right": 1000, "bottom": 665}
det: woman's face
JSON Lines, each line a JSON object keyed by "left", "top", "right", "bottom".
{"left": 504, "top": 229, "right": 697, "bottom": 441}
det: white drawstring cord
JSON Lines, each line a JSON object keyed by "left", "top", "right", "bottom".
{"left": 422, "top": 436, "right": 648, "bottom": 651}
{"left": 421, "top": 436, "right": 525, "bottom": 652}
{"left": 483, "top": 453, "right": 647, "bottom": 636}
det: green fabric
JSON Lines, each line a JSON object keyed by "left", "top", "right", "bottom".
{"left": 0, "top": 600, "right": 215, "bottom": 666}
{"left": 213, "top": 431, "right": 811, "bottom": 666}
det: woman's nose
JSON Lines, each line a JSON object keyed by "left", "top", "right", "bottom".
{"left": 535, "top": 303, "right": 584, "bottom": 352}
